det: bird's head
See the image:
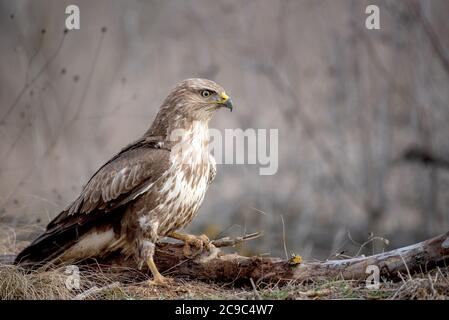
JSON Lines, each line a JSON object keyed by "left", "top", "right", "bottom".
{"left": 147, "top": 78, "right": 233, "bottom": 137}
{"left": 163, "top": 78, "right": 233, "bottom": 120}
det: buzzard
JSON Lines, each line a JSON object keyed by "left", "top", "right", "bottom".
{"left": 15, "top": 78, "right": 233, "bottom": 285}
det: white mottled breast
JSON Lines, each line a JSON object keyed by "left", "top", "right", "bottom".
{"left": 153, "top": 121, "right": 214, "bottom": 234}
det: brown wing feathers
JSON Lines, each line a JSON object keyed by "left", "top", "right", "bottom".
{"left": 14, "top": 209, "right": 123, "bottom": 268}
{"left": 15, "top": 139, "right": 171, "bottom": 268}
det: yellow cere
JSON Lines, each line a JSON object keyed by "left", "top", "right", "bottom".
{"left": 219, "top": 92, "right": 229, "bottom": 102}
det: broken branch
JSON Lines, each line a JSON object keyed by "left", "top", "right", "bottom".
{"left": 3, "top": 231, "right": 449, "bottom": 285}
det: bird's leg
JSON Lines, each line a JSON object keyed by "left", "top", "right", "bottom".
{"left": 140, "top": 240, "right": 171, "bottom": 286}
{"left": 167, "top": 231, "right": 214, "bottom": 257}
{"left": 147, "top": 255, "right": 168, "bottom": 286}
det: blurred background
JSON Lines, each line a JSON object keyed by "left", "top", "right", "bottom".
{"left": 1, "top": 0, "right": 448, "bottom": 259}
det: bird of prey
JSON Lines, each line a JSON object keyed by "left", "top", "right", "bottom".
{"left": 15, "top": 78, "right": 233, "bottom": 285}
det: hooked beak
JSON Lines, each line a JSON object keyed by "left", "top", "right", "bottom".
{"left": 217, "top": 92, "right": 233, "bottom": 112}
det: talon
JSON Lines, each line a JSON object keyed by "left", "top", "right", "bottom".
{"left": 183, "top": 242, "right": 195, "bottom": 258}
{"left": 169, "top": 232, "right": 213, "bottom": 258}
{"left": 146, "top": 255, "right": 170, "bottom": 286}
{"left": 148, "top": 275, "right": 173, "bottom": 287}
{"left": 168, "top": 232, "right": 214, "bottom": 258}
{"left": 182, "top": 236, "right": 203, "bottom": 258}
{"left": 199, "top": 234, "right": 214, "bottom": 251}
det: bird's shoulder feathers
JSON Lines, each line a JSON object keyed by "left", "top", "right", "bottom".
{"left": 47, "top": 137, "right": 172, "bottom": 230}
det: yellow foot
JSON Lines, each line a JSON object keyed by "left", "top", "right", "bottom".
{"left": 167, "top": 231, "right": 214, "bottom": 258}
{"left": 147, "top": 275, "right": 173, "bottom": 287}
{"left": 183, "top": 234, "right": 216, "bottom": 258}
{"left": 146, "top": 256, "right": 173, "bottom": 286}
{"left": 168, "top": 232, "right": 215, "bottom": 258}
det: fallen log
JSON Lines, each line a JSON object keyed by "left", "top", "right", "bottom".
{"left": 2, "top": 231, "right": 449, "bottom": 285}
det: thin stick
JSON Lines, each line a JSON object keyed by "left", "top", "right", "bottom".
{"left": 73, "top": 282, "right": 121, "bottom": 300}
{"left": 280, "top": 215, "right": 289, "bottom": 260}
{"left": 210, "top": 232, "right": 262, "bottom": 248}
{"left": 249, "top": 278, "right": 261, "bottom": 300}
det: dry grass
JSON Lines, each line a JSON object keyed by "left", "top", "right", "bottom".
{"left": 1, "top": 225, "right": 449, "bottom": 300}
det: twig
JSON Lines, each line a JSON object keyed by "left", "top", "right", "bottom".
{"left": 73, "top": 281, "right": 121, "bottom": 300}
{"left": 249, "top": 278, "right": 261, "bottom": 300}
{"left": 280, "top": 215, "right": 289, "bottom": 260}
{"left": 409, "top": 1, "right": 449, "bottom": 75}
{"left": 399, "top": 253, "right": 413, "bottom": 280}
{"left": 210, "top": 232, "right": 262, "bottom": 248}
{"left": 0, "top": 31, "right": 67, "bottom": 124}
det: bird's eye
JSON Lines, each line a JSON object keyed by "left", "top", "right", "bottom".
{"left": 201, "top": 90, "right": 212, "bottom": 98}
